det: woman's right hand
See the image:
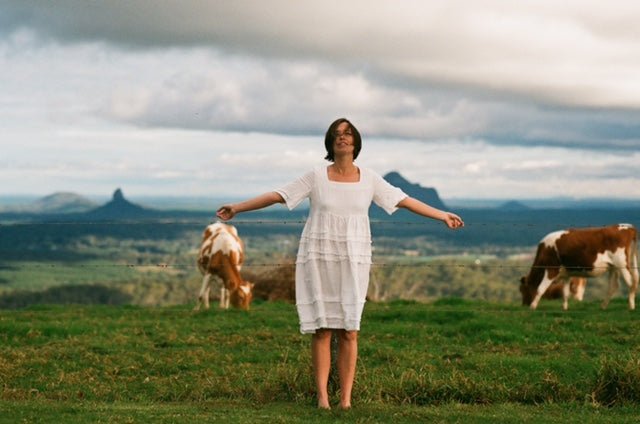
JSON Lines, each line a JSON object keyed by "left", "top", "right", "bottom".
{"left": 216, "top": 204, "right": 236, "bottom": 221}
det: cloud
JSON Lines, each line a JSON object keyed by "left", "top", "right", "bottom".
{"left": 2, "top": 121, "right": 639, "bottom": 199}
{"left": 100, "top": 51, "right": 489, "bottom": 140}
{"left": 3, "top": 1, "right": 640, "bottom": 110}
{"left": 463, "top": 161, "right": 487, "bottom": 174}
{"left": 502, "top": 160, "right": 562, "bottom": 171}
{"left": 1, "top": 2, "right": 639, "bottom": 200}
{"left": 3, "top": 2, "right": 640, "bottom": 152}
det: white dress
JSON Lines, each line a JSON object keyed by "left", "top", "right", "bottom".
{"left": 276, "top": 166, "right": 407, "bottom": 334}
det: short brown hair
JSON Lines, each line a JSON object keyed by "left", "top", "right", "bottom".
{"left": 324, "top": 118, "right": 362, "bottom": 162}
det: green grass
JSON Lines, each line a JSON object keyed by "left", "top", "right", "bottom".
{"left": 1, "top": 299, "right": 639, "bottom": 422}
{"left": 1, "top": 400, "right": 639, "bottom": 423}
{"left": 0, "top": 260, "right": 141, "bottom": 291}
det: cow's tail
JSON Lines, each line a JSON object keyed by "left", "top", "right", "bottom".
{"left": 631, "top": 228, "right": 639, "bottom": 289}
{"left": 196, "top": 254, "right": 208, "bottom": 275}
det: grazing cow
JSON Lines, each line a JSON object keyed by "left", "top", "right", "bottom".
{"left": 543, "top": 277, "right": 588, "bottom": 302}
{"left": 520, "top": 224, "right": 638, "bottom": 310}
{"left": 195, "top": 222, "right": 253, "bottom": 310}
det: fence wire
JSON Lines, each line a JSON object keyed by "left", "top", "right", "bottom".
{"left": 0, "top": 262, "right": 637, "bottom": 271}
{"left": 0, "top": 219, "right": 635, "bottom": 227}
{"left": 0, "top": 219, "right": 637, "bottom": 271}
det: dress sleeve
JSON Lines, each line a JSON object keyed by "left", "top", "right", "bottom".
{"left": 275, "top": 169, "right": 314, "bottom": 210}
{"left": 372, "top": 171, "right": 408, "bottom": 215}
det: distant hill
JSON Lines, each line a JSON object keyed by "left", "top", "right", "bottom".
{"left": 366, "top": 171, "right": 449, "bottom": 222}
{"left": 0, "top": 192, "right": 97, "bottom": 214}
{"left": 83, "top": 188, "right": 158, "bottom": 220}
{"left": 382, "top": 171, "right": 447, "bottom": 210}
{"left": 497, "top": 200, "right": 530, "bottom": 211}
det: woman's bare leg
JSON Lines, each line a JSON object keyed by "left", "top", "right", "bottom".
{"left": 337, "top": 329, "right": 358, "bottom": 409}
{"left": 311, "top": 329, "right": 332, "bottom": 409}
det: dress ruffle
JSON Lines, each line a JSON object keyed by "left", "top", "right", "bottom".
{"left": 296, "top": 211, "right": 372, "bottom": 265}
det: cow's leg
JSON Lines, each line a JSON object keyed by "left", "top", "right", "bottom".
{"left": 618, "top": 267, "right": 636, "bottom": 310}
{"left": 195, "top": 273, "right": 212, "bottom": 311}
{"left": 573, "top": 278, "right": 586, "bottom": 301}
{"left": 601, "top": 269, "right": 620, "bottom": 310}
{"left": 630, "top": 256, "right": 639, "bottom": 310}
{"left": 631, "top": 250, "right": 639, "bottom": 292}
{"left": 220, "top": 287, "right": 230, "bottom": 309}
{"left": 561, "top": 278, "right": 571, "bottom": 310}
{"left": 530, "top": 271, "right": 556, "bottom": 310}
{"left": 203, "top": 275, "right": 213, "bottom": 310}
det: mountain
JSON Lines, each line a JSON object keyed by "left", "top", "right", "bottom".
{"left": 497, "top": 200, "right": 530, "bottom": 211}
{"left": 366, "top": 171, "right": 449, "bottom": 222}
{"left": 382, "top": 171, "right": 447, "bottom": 210}
{"left": 0, "top": 192, "right": 97, "bottom": 214}
{"left": 83, "top": 188, "right": 157, "bottom": 220}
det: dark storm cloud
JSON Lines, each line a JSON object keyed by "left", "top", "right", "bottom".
{"left": 2, "top": 0, "right": 640, "bottom": 153}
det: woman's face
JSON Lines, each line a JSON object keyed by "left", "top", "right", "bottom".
{"left": 332, "top": 122, "right": 355, "bottom": 158}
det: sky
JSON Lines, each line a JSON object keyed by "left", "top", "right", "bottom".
{"left": 1, "top": 1, "right": 640, "bottom": 201}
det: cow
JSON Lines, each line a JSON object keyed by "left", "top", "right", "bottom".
{"left": 543, "top": 277, "right": 588, "bottom": 302}
{"left": 195, "top": 222, "right": 253, "bottom": 310}
{"left": 520, "top": 224, "right": 638, "bottom": 311}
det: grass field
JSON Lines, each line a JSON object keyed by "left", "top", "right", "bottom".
{"left": 1, "top": 299, "right": 639, "bottom": 423}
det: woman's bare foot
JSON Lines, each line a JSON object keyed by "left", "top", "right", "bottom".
{"left": 318, "top": 401, "right": 331, "bottom": 410}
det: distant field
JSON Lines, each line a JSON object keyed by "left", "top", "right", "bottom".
{"left": 1, "top": 209, "right": 637, "bottom": 306}
{"left": 1, "top": 300, "right": 639, "bottom": 423}
{"left": 0, "top": 226, "right": 623, "bottom": 308}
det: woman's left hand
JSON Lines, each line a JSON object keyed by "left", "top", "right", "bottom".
{"left": 443, "top": 213, "right": 464, "bottom": 229}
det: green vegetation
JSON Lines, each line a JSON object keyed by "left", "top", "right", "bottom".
{"left": 1, "top": 300, "right": 639, "bottom": 422}
{"left": 1, "top": 218, "right": 638, "bottom": 421}
{"left": 0, "top": 223, "right": 621, "bottom": 308}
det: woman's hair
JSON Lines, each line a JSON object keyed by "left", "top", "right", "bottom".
{"left": 324, "top": 118, "right": 362, "bottom": 162}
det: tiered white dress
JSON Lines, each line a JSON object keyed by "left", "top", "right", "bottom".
{"left": 276, "top": 166, "right": 407, "bottom": 334}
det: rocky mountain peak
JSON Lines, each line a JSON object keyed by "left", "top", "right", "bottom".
{"left": 382, "top": 171, "right": 447, "bottom": 210}
{"left": 112, "top": 188, "right": 125, "bottom": 202}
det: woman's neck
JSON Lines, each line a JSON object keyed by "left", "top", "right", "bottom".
{"left": 331, "top": 157, "right": 356, "bottom": 174}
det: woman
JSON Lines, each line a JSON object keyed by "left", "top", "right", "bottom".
{"left": 216, "top": 118, "right": 464, "bottom": 409}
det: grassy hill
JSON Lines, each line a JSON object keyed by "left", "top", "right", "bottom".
{"left": 1, "top": 300, "right": 639, "bottom": 422}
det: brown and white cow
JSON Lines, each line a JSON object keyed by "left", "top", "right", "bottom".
{"left": 195, "top": 222, "right": 253, "bottom": 310}
{"left": 520, "top": 224, "right": 638, "bottom": 310}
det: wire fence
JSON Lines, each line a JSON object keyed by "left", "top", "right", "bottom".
{"left": 1, "top": 219, "right": 637, "bottom": 314}
{"left": 0, "top": 219, "right": 632, "bottom": 227}
{"left": 0, "top": 262, "right": 637, "bottom": 271}
{"left": 0, "top": 219, "right": 637, "bottom": 271}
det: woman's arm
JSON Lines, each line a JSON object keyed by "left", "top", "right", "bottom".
{"left": 216, "top": 192, "right": 285, "bottom": 221}
{"left": 397, "top": 197, "right": 464, "bottom": 229}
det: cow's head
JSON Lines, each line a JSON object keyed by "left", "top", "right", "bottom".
{"left": 519, "top": 276, "right": 535, "bottom": 306}
{"left": 230, "top": 281, "right": 254, "bottom": 310}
